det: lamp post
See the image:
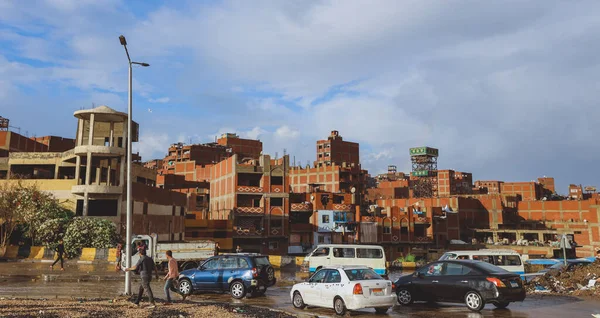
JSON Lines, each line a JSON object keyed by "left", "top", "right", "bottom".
{"left": 119, "top": 35, "right": 149, "bottom": 295}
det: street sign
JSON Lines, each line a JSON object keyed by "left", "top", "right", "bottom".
{"left": 559, "top": 235, "right": 571, "bottom": 249}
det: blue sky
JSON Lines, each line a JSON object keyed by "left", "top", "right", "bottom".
{"left": 1, "top": 0, "right": 599, "bottom": 194}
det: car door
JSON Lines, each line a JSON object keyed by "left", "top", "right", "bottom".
{"left": 219, "top": 256, "right": 240, "bottom": 290}
{"left": 436, "top": 262, "right": 471, "bottom": 302}
{"left": 411, "top": 262, "right": 444, "bottom": 301}
{"left": 320, "top": 269, "right": 343, "bottom": 308}
{"left": 194, "top": 258, "right": 221, "bottom": 290}
{"left": 304, "top": 269, "right": 328, "bottom": 306}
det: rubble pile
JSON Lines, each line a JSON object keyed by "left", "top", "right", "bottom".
{"left": 527, "top": 260, "right": 600, "bottom": 296}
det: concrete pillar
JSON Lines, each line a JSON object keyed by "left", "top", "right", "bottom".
{"left": 107, "top": 159, "right": 112, "bottom": 186}
{"left": 88, "top": 114, "right": 95, "bottom": 146}
{"left": 54, "top": 164, "right": 60, "bottom": 179}
{"left": 96, "top": 166, "right": 101, "bottom": 185}
{"left": 75, "top": 156, "right": 81, "bottom": 185}
{"left": 109, "top": 122, "right": 114, "bottom": 147}
{"left": 77, "top": 118, "right": 84, "bottom": 146}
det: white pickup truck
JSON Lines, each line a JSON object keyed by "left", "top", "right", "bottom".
{"left": 121, "top": 234, "right": 215, "bottom": 271}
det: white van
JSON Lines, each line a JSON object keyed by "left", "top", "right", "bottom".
{"left": 439, "top": 249, "right": 525, "bottom": 277}
{"left": 304, "top": 244, "right": 387, "bottom": 277}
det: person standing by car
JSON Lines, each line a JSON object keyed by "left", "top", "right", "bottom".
{"left": 163, "top": 250, "right": 186, "bottom": 305}
{"left": 214, "top": 242, "right": 220, "bottom": 256}
{"left": 236, "top": 245, "right": 242, "bottom": 253}
{"left": 50, "top": 239, "right": 65, "bottom": 271}
{"left": 125, "top": 249, "right": 159, "bottom": 308}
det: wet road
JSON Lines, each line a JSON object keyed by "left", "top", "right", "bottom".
{"left": 1, "top": 262, "right": 599, "bottom": 317}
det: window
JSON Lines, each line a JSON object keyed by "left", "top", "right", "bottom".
{"left": 383, "top": 226, "right": 391, "bottom": 234}
{"left": 474, "top": 261, "right": 510, "bottom": 273}
{"left": 318, "top": 236, "right": 325, "bottom": 244}
{"left": 322, "top": 215, "right": 330, "bottom": 223}
{"left": 443, "top": 263, "right": 465, "bottom": 276}
{"left": 325, "top": 270, "right": 342, "bottom": 283}
{"left": 356, "top": 248, "right": 383, "bottom": 259}
{"left": 271, "top": 198, "right": 283, "bottom": 206}
{"left": 312, "top": 247, "right": 329, "bottom": 257}
{"left": 344, "top": 269, "right": 382, "bottom": 281}
{"left": 333, "top": 248, "right": 355, "bottom": 258}
{"left": 309, "top": 269, "right": 328, "bottom": 283}
{"left": 271, "top": 176, "right": 283, "bottom": 186}
{"left": 418, "top": 263, "right": 443, "bottom": 277}
{"left": 202, "top": 259, "right": 219, "bottom": 270}
{"left": 271, "top": 219, "right": 283, "bottom": 228}
{"left": 269, "top": 241, "right": 279, "bottom": 250}
{"left": 253, "top": 257, "right": 270, "bottom": 266}
{"left": 220, "top": 257, "right": 238, "bottom": 269}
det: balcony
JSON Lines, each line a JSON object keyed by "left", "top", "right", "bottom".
{"left": 291, "top": 202, "right": 313, "bottom": 212}
{"left": 237, "top": 186, "right": 263, "bottom": 194}
{"left": 414, "top": 216, "right": 431, "bottom": 224}
{"left": 412, "top": 236, "right": 434, "bottom": 243}
{"left": 270, "top": 185, "right": 284, "bottom": 193}
{"left": 332, "top": 204, "right": 353, "bottom": 212}
{"left": 233, "top": 226, "right": 264, "bottom": 237}
{"left": 74, "top": 145, "right": 125, "bottom": 157}
{"left": 71, "top": 184, "right": 122, "bottom": 195}
{"left": 235, "top": 207, "right": 264, "bottom": 214}
{"left": 269, "top": 227, "right": 284, "bottom": 236}
{"left": 291, "top": 223, "right": 313, "bottom": 232}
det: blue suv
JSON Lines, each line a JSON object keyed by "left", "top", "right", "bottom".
{"left": 178, "top": 254, "right": 277, "bottom": 299}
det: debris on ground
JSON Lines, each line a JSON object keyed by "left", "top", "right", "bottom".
{"left": 526, "top": 259, "right": 600, "bottom": 296}
{"left": 0, "top": 299, "right": 296, "bottom": 318}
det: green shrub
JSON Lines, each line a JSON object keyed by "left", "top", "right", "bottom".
{"left": 63, "top": 217, "right": 119, "bottom": 258}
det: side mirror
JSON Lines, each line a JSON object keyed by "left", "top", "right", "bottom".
{"left": 416, "top": 272, "right": 424, "bottom": 279}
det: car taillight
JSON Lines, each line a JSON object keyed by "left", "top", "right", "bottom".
{"left": 251, "top": 267, "right": 258, "bottom": 278}
{"left": 486, "top": 277, "right": 506, "bottom": 288}
{"left": 392, "top": 283, "right": 396, "bottom": 290}
{"left": 353, "top": 283, "right": 363, "bottom": 295}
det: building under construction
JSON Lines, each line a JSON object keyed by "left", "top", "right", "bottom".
{"left": 410, "top": 147, "right": 439, "bottom": 198}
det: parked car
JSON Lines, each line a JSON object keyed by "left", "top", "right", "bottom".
{"left": 395, "top": 260, "right": 526, "bottom": 312}
{"left": 303, "top": 244, "right": 388, "bottom": 277}
{"left": 290, "top": 265, "right": 396, "bottom": 316}
{"left": 178, "top": 253, "right": 276, "bottom": 299}
{"left": 538, "top": 259, "right": 592, "bottom": 274}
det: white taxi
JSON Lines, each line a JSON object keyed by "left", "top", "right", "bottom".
{"left": 290, "top": 265, "right": 396, "bottom": 316}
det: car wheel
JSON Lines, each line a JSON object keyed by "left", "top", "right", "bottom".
{"left": 375, "top": 307, "right": 389, "bottom": 314}
{"left": 334, "top": 297, "right": 346, "bottom": 316}
{"left": 292, "top": 291, "right": 306, "bottom": 309}
{"left": 230, "top": 281, "right": 247, "bottom": 299}
{"left": 494, "top": 302, "right": 509, "bottom": 309}
{"left": 465, "top": 291, "right": 485, "bottom": 312}
{"left": 178, "top": 279, "right": 193, "bottom": 296}
{"left": 266, "top": 267, "right": 276, "bottom": 286}
{"left": 397, "top": 288, "right": 414, "bottom": 306}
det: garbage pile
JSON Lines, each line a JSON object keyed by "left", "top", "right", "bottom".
{"left": 527, "top": 260, "right": 600, "bottom": 296}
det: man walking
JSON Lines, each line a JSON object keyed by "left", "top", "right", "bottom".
{"left": 50, "top": 239, "right": 65, "bottom": 271}
{"left": 125, "top": 249, "right": 159, "bottom": 308}
{"left": 214, "top": 242, "right": 220, "bottom": 256}
{"left": 163, "top": 250, "right": 186, "bottom": 305}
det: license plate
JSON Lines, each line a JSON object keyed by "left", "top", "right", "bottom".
{"left": 371, "top": 288, "right": 384, "bottom": 296}
{"left": 510, "top": 281, "right": 519, "bottom": 288}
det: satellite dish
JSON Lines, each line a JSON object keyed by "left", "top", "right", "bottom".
{"left": 351, "top": 187, "right": 356, "bottom": 194}
{"left": 310, "top": 195, "right": 315, "bottom": 201}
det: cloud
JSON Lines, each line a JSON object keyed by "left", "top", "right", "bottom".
{"left": 148, "top": 97, "right": 170, "bottom": 103}
{"left": 2, "top": 1, "right": 600, "bottom": 193}
{"left": 134, "top": 132, "right": 170, "bottom": 160}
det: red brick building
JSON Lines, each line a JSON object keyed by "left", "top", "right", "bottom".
{"left": 217, "top": 133, "right": 262, "bottom": 160}
{"left": 315, "top": 130, "right": 359, "bottom": 167}
{"left": 209, "top": 154, "right": 290, "bottom": 254}
{"left": 437, "top": 170, "right": 473, "bottom": 197}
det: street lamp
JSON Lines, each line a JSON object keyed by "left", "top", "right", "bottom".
{"left": 119, "top": 34, "right": 149, "bottom": 295}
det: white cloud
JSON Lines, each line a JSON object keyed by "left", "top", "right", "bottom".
{"left": 134, "top": 132, "right": 170, "bottom": 160}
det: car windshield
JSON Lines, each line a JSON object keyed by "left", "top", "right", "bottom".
{"left": 344, "top": 268, "right": 382, "bottom": 281}
{"left": 253, "top": 257, "right": 270, "bottom": 266}
{"left": 474, "top": 261, "right": 510, "bottom": 273}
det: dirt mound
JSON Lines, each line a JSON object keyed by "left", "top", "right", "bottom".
{"left": 526, "top": 259, "right": 600, "bottom": 296}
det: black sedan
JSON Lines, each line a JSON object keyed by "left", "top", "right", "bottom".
{"left": 395, "top": 260, "right": 525, "bottom": 312}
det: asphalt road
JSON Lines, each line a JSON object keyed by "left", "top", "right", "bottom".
{"left": 1, "top": 262, "right": 599, "bottom": 317}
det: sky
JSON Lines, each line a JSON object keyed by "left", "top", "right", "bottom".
{"left": 0, "top": 0, "right": 599, "bottom": 194}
